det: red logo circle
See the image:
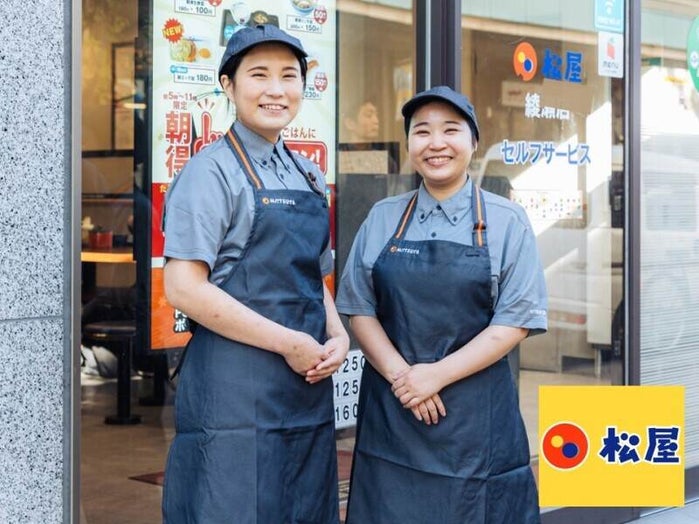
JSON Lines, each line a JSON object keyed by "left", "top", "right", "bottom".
{"left": 314, "top": 6, "right": 328, "bottom": 24}
{"left": 513, "top": 42, "right": 538, "bottom": 81}
{"left": 541, "top": 422, "right": 589, "bottom": 470}
{"left": 314, "top": 72, "right": 328, "bottom": 92}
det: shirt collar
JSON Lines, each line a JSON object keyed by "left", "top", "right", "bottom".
{"left": 272, "top": 139, "right": 291, "bottom": 168}
{"left": 233, "top": 120, "right": 276, "bottom": 164}
{"left": 416, "top": 177, "right": 472, "bottom": 226}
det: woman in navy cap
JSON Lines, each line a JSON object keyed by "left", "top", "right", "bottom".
{"left": 162, "top": 24, "right": 348, "bottom": 523}
{"left": 336, "top": 85, "right": 547, "bottom": 523}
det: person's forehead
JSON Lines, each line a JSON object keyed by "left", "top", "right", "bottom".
{"left": 239, "top": 42, "right": 300, "bottom": 63}
{"left": 358, "top": 102, "right": 377, "bottom": 114}
{"left": 411, "top": 100, "right": 466, "bottom": 122}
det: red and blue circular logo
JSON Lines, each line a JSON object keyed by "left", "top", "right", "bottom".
{"left": 513, "top": 42, "right": 538, "bottom": 81}
{"left": 541, "top": 422, "right": 589, "bottom": 470}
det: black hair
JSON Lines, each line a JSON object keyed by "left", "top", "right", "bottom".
{"left": 219, "top": 44, "right": 308, "bottom": 88}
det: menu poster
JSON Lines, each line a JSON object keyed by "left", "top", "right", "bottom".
{"left": 150, "top": 0, "right": 336, "bottom": 350}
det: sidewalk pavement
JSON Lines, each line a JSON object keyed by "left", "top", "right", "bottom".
{"left": 626, "top": 501, "right": 699, "bottom": 523}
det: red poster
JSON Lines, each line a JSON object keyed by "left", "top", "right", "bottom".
{"left": 150, "top": 267, "right": 192, "bottom": 350}
{"left": 151, "top": 183, "right": 168, "bottom": 257}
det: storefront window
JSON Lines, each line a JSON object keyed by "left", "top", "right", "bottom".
{"left": 336, "top": 5, "right": 415, "bottom": 281}
{"left": 74, "top": 0, "right": 699, "bottom": 520}
{"left": 461, "top": 0, "right": 626, "bottom": 494}
{"left": 79, "top": 1, "right": 414, "bottom": 521}
{"left": 334, "top": 3, "right": 414, "bottom": 517}
{"left": 81, "top": 0, "right": 169, "bottom": 521}
{"left": 640, "top": 3, "right": 699, "bottom": 471}
{"left": 81, "top": 0, "right": 138, "bottom": 313}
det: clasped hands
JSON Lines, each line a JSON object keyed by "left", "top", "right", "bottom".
{"left": 391, "top": 363, "right": 447, "bottom": 425}
{"left": 283, "top": 331, "right": 350, "bottom": 384}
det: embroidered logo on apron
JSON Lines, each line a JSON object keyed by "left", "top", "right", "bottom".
{"left": 262, "top": 196, "right": 297, "bottom": 206}
{"left": 389, "top": 245, "right": 420, "bottom": 255}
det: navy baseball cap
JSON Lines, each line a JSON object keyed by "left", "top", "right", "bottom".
{"left": 401, "top": 85, "right": 480, "bottom": 141}
{"left": 218, "top": 24, "right": 307, "bottom": 81}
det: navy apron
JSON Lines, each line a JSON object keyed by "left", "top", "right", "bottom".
{"left": 163, "top": 127, "right": 339, "bottom": 524}
{"left": 346, "top": 186, "right": 539, "bottom": 524}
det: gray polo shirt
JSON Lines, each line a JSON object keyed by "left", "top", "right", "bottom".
{"left": 336, "top": 178, "right": 548, "bottom": 334}
{"left": 163, "top": 120, "right": 333, "bottom": 286}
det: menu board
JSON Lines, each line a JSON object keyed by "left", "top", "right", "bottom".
{"left": 149, "top": 0, "right": 336, "bottom": 350}
{"left": 332, "top": 349, "right": 365, "bottom": 429}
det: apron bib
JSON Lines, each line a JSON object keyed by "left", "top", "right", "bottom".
{"left": 163, "top": 127, "right": 339, "bottom": 524}
{"left": 346, "top": 187, "right": 539, "bottom": 524}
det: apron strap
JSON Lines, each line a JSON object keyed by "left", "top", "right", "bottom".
{"left": 471, "top": 185, "right": 488, "bottom": 247}
{"left": 390, "top": 187, "right": 487, "bottom": 246}
{"left": 225, "top": 127, "right": 264, "bottom": 189}
{"left": 392, "top": 193, "right": 419, "bottom": 240}
{"left": 225, "top": 125, "right": 324, "bottom": 196}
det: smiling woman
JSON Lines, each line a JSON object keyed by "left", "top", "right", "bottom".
{"left": 160, "top": 24, "right": 349, "bottom": 523}
{"left": 336, "top": 86, "right": 547, "bottom": 524}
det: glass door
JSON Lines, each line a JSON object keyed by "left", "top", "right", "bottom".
{"left": 461, "top": 1, "right": 628, "bottom": 521}
{"left": 79, "top": 0, "right": 418, "bottom": 522}
{"left": 334, "top": 2, "right": 415, "bottom": 520}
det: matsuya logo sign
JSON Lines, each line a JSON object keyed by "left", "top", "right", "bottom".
{"left": 539, "top": 386, "right": 684, "bottom": 507}
{"left": 513, "top": 41, "right": 584, "bottom": 83}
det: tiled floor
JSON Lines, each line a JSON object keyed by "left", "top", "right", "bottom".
{"left": 81, "top": 361, "right": 682, "bottom": 524}
{"left": 79, "top": 373, "right": 357, "bottom": 524}
{"left": 80, "top": 375, "right": 173, "bottom": 524}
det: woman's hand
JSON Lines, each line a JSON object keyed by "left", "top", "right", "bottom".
{"left": 388, "top": 365, "right": 447, "bottom": 424}
{"left": 306, "top": 334, "right": 350, "bottom": 384}
{"left": 391, "top": 363, "right": 446, "bottom": 409}
{"left": 410, "top": 394, "right": 447, "bottom": 425}
{"left": 304, "top": 281, "right": 351, "bottom": 383}
{"left": 282, "top": 331, "right": 327, "bottom": 375}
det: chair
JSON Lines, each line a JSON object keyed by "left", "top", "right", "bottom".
{"left": 82, "top": 320, "right": 142, "bottom": 425}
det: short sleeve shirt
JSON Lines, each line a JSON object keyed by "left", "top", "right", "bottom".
{"left": 336, "top": 178, "right": 548, "bottom": 334}
{"left": 163, "top": 121, "right": 333, "bottom": 286}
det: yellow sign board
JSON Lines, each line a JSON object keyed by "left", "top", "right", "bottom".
{"left": 539, "top": 386, "right": 684, "bottom": 507}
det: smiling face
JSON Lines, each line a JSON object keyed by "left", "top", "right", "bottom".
{"left": 407, "top": 101, "right": 477, "bottom": 200}
{"left": 220, "top": 42, "right": 304, "bottom": 143}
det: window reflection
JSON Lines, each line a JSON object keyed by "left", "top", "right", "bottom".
{"left": 336, "top": 9, "right": 416, "bottom": 277}
{"left": 462, "top": 11, "right": 624, "bottom": 473}
{"left": 640, "top": 13, "right": 699, "bottom": 468}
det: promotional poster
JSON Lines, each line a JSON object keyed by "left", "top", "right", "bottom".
{"left": 149, "top": 0, "right": 336, "bottom": 350}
